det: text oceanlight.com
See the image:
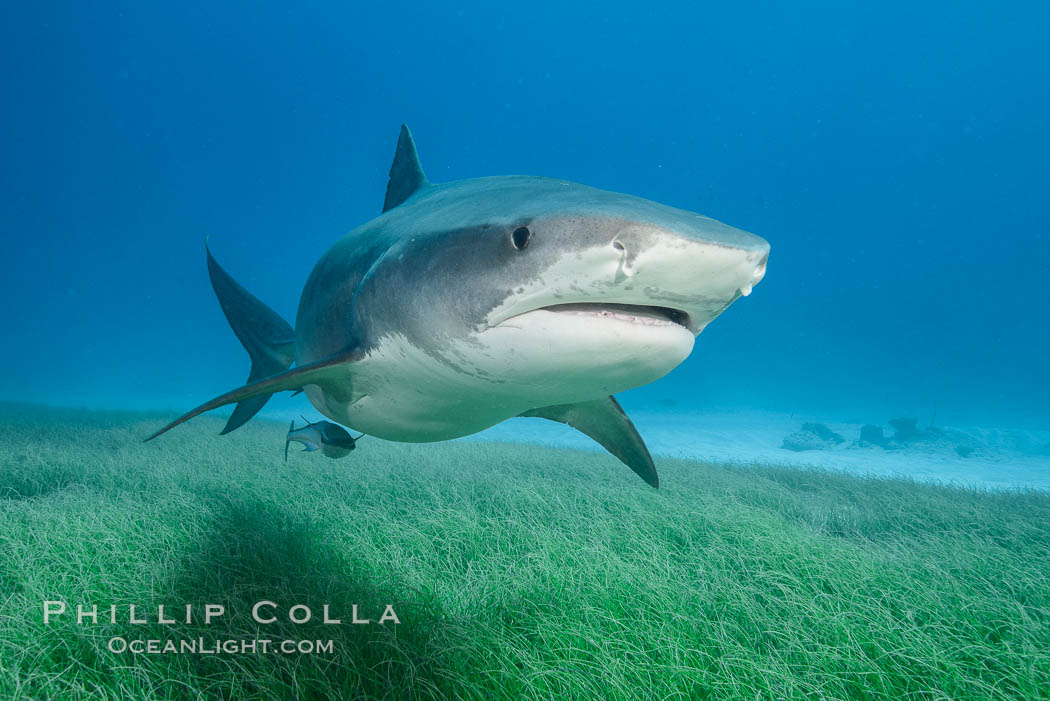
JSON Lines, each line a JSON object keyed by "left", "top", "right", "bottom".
{"left": 108, "top": 637, "right": 336, "bottom": 655}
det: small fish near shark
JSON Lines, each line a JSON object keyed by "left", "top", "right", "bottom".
{"left": 285, "top": 419, "right": 361, "bottom": 461}
{"left": 147, "top": 125, "right": 770, "bottom": 487}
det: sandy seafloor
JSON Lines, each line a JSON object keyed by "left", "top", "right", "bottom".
{"left": 260, "top": 405, "right": 1050, "bottom": 492}
{"left": 471, "top": 409, "right": 1050, "bottom": 492}
{"left": 24, "top": 397, "right": 1050, "bottom": 492}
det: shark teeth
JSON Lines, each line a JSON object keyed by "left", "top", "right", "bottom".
{"left": 565, "top": 309, "right": 674, "bottom": 326}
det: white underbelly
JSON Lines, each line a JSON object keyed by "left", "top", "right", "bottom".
{"left": 305, "top": 317, "right": 692, "bottom": 442}
{"left": 303, "top": 335, "right": 532, "bottom": 442}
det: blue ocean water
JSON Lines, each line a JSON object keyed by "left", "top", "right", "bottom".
{"left": 3, "top": 2, "right": 1048, "bottom": 435}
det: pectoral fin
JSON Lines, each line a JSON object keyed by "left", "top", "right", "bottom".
{"left": 520, "top": 396, "right": 658, "bottom": 488}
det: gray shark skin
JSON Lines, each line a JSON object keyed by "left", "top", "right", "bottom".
{"left": 147, "top": 125, "right": 770, "bottom": 488}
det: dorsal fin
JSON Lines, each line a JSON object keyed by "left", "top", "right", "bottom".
{"left": 382, "top": 124, "right": 429, "bottom": 212}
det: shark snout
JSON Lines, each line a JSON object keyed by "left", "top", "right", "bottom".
{"left": 740, "top": 251, "right": 769, "bottom": 296}
{"left": 486, "top": 211, "right": 769, "bottom": 335}
{"left": 611, "top": 228, "right": 768, "bottom": 292}
{"left": 607, "top": 222, "right": 768, "bottom": 332}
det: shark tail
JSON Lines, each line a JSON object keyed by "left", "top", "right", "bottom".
{"left": 206, "top": 243, "right": 296, "bottom": 434}
{"left": 143, "top": 353, "right": 356, "bottom": 443}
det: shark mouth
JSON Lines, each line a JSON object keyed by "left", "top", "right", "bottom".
{"left": 539, "top": 303, "right": 692, "bottom": 332}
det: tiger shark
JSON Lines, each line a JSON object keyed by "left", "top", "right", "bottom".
{"left": 147, "top": 125, "right": 769, "bottom": 487}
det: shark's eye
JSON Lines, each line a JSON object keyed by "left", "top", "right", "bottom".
{"left": 511, "top": 226, "right": 531, "bottom": 250}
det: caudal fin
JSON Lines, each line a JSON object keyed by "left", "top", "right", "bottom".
{"left": 144, "top": 352, "right": 360, "bottom": 442}
{"left": 206, "top": 244, "right": 295, "bottom": 434}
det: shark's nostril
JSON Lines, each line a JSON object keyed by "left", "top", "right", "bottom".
{"left": 612, "top": 239, "right": 631, "bottom": 281}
